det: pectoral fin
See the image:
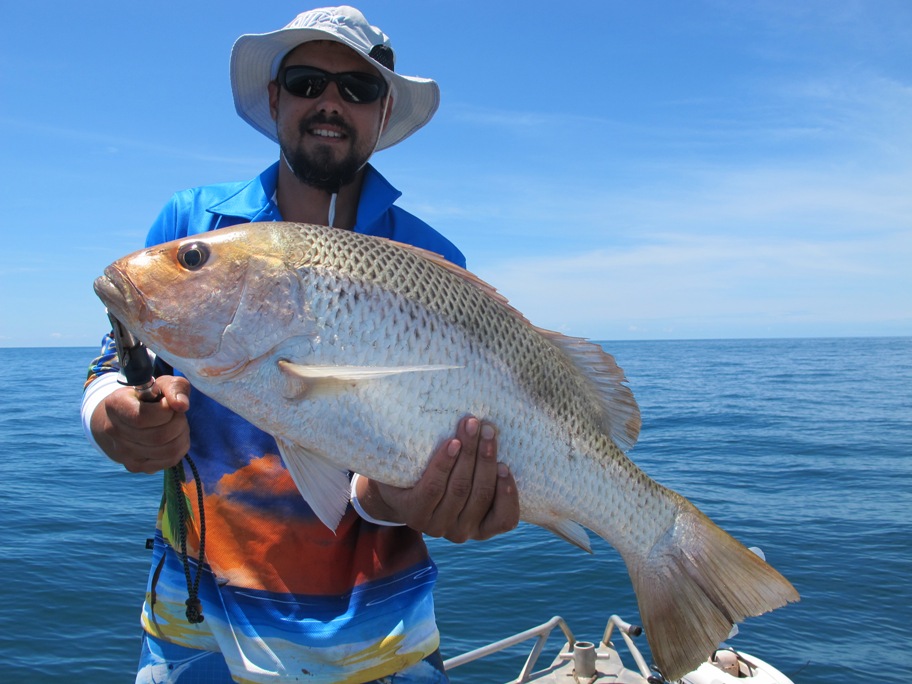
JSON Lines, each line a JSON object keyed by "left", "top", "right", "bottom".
{"left": 278, "top": 360, "right": 461, "bottom": 399}
{"left": 275, "top": 436, "right": 351, "bottom": 532}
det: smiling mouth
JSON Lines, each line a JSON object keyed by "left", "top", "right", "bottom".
{"left": 310, "top": 127, "right": 345, "bottom": 140}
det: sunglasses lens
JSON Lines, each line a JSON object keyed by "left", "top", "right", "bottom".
{"left": 337, "top": 73, "right": 385, "bottom": 103}
{"left": 283, "top": 68, "right": 328, "bottom": 98}
{"left": 282, "top": 67, "right": 386, "bottom": 104}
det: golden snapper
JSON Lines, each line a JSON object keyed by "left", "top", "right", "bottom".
{"left": 94, "top": 222, "right": 798, "bottom": 680}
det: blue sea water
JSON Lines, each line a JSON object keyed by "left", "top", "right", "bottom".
{"left": 0, "top": 338, "right": 909, "bottom": 682}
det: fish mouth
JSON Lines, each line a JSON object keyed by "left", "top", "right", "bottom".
{"left": 96, "top": 262, "right": 253, "bottom": 380}
{"left": 93, "top": 266, "right": 146, "bottom": 327}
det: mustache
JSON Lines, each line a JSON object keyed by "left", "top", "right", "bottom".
{"left": 299, "top": 113, "right": 355, "bottom": 139}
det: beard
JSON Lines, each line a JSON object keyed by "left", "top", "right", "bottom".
{"left": 279, "top": 113, "right": 370, "bottom": 193}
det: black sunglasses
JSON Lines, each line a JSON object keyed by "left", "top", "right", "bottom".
{"left": 278, "top": 65, "right": 389, "bottom": 104}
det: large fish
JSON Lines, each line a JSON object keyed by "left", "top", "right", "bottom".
{"left": 94, "top": 222, "right": 798, "bottom": 680}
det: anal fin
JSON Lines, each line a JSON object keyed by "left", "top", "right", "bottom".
{"left": 526, "top": 513, "right": 592, "bottom": 553}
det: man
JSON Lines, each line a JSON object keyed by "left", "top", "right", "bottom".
{"left": 82, "top": 6, "right": 520, "bottom": 683}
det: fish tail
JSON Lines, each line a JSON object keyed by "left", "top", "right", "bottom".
{"left": 627, "top": 495, "right": 799, "bottom": 681}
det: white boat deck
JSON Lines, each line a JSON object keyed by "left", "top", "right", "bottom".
{"left": 442, "top": 614, "right": 794, "bottom": 684}
{"left": 443, "top": 614, "right": 660, "bottom": 683}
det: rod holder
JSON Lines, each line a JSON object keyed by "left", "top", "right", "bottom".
{"left": 573, "top": 641, "right": 597, "bottom": 678}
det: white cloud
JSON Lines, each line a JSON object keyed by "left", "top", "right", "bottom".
{"left": 473, "top": 228, "right": 912, "bottom": 339}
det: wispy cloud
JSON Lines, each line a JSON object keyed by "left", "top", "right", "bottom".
{"left": 0, "top": 116, "right": 268, "bottom": 167}
{"left": 475, "top": 228, "right": 912, "bottom": 339}
{"left": 445, "top": 103, "right": 617, "bottom": 132}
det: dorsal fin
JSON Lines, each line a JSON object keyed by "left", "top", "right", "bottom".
{"left": 535, "top": 328, "right": 641, "bottom": 451}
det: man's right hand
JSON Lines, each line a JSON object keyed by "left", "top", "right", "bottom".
{"left": 90, "top": 375, "right": 191, "bottom": 474}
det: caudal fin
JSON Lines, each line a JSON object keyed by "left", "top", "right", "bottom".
{"left": 628, "top": 497, "right": 799, "bottom": 681}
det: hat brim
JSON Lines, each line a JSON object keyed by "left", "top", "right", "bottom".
{"left": 230, "top": 28, "right": 439, "bottom": 151}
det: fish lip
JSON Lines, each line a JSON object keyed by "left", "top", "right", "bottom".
{"left": 94, "top": 266, "right": 147, "bottom": 325}
{"left": 92, "top": 272, "right": 119, "bottom": 304}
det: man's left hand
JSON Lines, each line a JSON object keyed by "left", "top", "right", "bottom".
{"left": 355, "top": 416, "right": 520, "bottom": 542}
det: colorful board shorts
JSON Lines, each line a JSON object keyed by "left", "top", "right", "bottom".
{"left": 136, "top": 632, "right": 450, "bottom": 683}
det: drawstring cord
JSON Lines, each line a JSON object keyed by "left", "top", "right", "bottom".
{"left": 105, "top": 314, "right": 208, "bottom": 626}
{"left": 169, "top": 456, "right": 207, "bottom": 623}
{"left": 328, "top": 192, "right": 337, "bottom": 227}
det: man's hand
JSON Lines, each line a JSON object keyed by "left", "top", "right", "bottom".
{"left": 355, "top": 416, "right": 521, "bottom": 542}
{"left": 90, "top": 375, "right": 191, "bottom": 474}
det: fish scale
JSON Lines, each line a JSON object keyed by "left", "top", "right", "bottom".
{"left": 94, "top": 221, "right": 798, "bottom": 681}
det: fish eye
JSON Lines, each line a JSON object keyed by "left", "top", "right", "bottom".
{"left": 177, "top": 242, "right": 210, "bottom": 271}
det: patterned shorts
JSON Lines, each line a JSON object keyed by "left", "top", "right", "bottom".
{"left": 135, "top": 632, "right": 450, "bottom": 683}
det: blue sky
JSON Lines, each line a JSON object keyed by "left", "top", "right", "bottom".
{"left": 2, "top": 0, "right": 910, "bottom": 347}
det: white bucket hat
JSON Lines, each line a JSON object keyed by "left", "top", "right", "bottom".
{"left": 230, "top": 5, "right": 439, "bottom": 151}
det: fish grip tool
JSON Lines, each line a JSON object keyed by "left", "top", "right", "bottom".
{"left": 107, "top": 312, "right": 207, "bottom": 624}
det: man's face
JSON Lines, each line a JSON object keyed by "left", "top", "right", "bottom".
{"left": 269, "top": 41, "right": 390, "bottom": 191}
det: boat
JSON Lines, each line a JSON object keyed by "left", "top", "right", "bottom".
{"left": 442, "top": 613, "right": 794, "bottom": 684}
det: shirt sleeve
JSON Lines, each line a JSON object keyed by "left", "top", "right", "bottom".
{"left": 82, "top": 334, "right": 122, "bottom": 454}
{"left": 85, "top": 333, "right": 120, "bottom": 389}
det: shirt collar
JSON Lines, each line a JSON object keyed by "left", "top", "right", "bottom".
{"left": 206, "top": 162, "right": 281, "bottom": 222}
{"left": 206, "top": 162, "right": 402, "bottom": 234}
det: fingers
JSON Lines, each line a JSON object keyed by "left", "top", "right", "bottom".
{"left": 452, "top": 419, "right": 499, "bottom": 535}
{"left": 428, "top": 417, "right": 484, "bottom": 532}
{"left": 117, "top": 411, "right": 191, "bottom": 474}
{"left": 475, "top": 462, "right": 520, "bottom": 541}
{"left": 157, "top": 375, "right": 191, "bottom": 413}
{"left": 401, "top": 415, "right": 520, "bottom": 543}
{"left": 448, "top": 418, "right": 519, "bottom": 542}
{"left": 350, "top": 415, "right": 521, "bottom": 541}
{"left": 393, "top": 431, "right": 464, "bottom": 534}
{"left": 91, "top": 379, "right": 191, "bottom": 474}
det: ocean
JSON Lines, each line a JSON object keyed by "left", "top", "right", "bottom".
{"left": 1, "top": 338, "right": 909, "bottom": 682}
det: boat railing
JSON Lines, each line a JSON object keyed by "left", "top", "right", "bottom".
{"left": 601, "top": 615, "right": 656, "bottom": 680}
{"left": 442, "top": 615, "right": 576, "bottom": 683}
{"left": 442, "top": 614, "right": 658, "bottom": 684}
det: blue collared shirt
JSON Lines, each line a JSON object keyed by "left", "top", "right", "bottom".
{"left": 93, "top": 161, "right": 463, "bottom": 681}
{"left": 146, "top": 162, "right": 466, "bottom": 268}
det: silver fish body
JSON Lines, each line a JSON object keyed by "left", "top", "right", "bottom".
{"left": 94, "top": 222, "right": 798, "bottom": 680}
